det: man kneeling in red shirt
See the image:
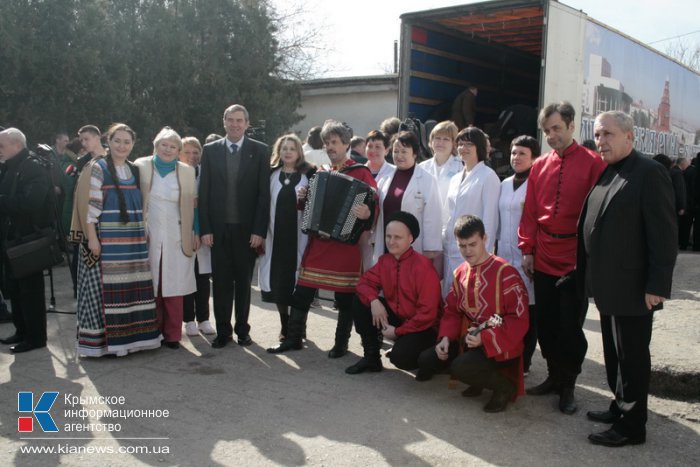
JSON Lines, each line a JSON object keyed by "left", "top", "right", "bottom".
{"left": 346, "top": 211, "right": 441, "bottom": 374}
{"left": 417, "top": 215, "right": 529, "bottom": 412}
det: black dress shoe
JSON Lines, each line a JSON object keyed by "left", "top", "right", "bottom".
{"left": 587, "top": 410, "right": 621, "bottom": 424}
{"left": 461, "top": 386, "right": 484, "bottom": 397}
{"left": 588, "top": 428, "right": 646, "bottom": 447}
{"left": 267, "top": 340, "right": 302, "bottom": 353}
{"left": 212, "top": 336, "right": 232, "bottom": 348}
{"left": 414, "top": 369, "right": 433, "bottom": 382}
{"left": 526, "top": 377, "right": 560, "bottom": 396}
{"left": 327, "top": 346, "right": 348, "bottom": 359}
{"left": 559, "top": 387, "right": 578, "bottom": 415}
{"left": 10, "top": 342, "right": 46, "bottom": 353}
{"left": 0, "top": 334, "right": 24, "bottom": 345}
{"left": 163, "top": 341, "right": 180, "bottom": 349}
{"left": 237, "top": 335, "right": 253, "bottom": 346}
{"left": 345, "top": 356, "right": 382, "bottom": 374}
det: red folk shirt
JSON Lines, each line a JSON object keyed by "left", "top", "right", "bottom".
{"left": 518, "top": 141, "right": 605, "bottom": 276}
{"left": 297, "top": 159, "right": 379, "bottom": 293}
{"left": 356, "top": 247, "right": 441, "bottom": 336}
{"left": 438, "top": 255, "right": 529, "bottom": 396}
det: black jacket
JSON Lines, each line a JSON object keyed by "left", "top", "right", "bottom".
{"left": 0, "top": 148, "right": 53, "bottom": 243}
{"left": 577, "top": 150, "right": 677, "bottom": 316}
{"left": 198, "top": 137, "right": 270, "bottom": 237}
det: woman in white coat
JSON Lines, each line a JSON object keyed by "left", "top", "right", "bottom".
{"left": 372, "top": 131, "right": 442, "bottom": 267}
{"left": 135, "top": 127, "right": 198, "bottom": 349}
{"left": 258, "top": 134, "right": 313, "bottom": 340}
{"left": 497, "top": 134, "right": 539, "bottom": 372}
{"left": 442, "top": 126, "right": 501, "bottom": 296}
{"left": 418, "top": 120, "right": 463, "bottom": 225}
{"left": 180, "top": 137, "right": 215, "bottom": 337}
{"left": 365, "top": 130, "right": 395, "bottom": 182}
{"left": 360, "top": 130, "right": 395, "bottom": 269}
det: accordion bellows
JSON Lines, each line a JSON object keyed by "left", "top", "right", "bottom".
{"left": 301, "top": 171, "right": 375, "bottom": 244}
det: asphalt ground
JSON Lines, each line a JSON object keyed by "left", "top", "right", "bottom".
{"left": 0, "top": 252, "right": 698, "bottom": 466}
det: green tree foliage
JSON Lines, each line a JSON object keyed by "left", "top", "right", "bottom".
{"left": 0, "top": 0, "right": 302, "bottom": 154}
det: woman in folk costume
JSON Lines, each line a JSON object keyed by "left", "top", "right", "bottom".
{"left": 70, "top": 123, "right": 161, "bottom": 357}
{"left": 180, "top": 137, "right": 215, "bottom": 337}
{"left": 258, "top": 134, "right": 314, "bottom": 341}
{"left": 497, "top": 135, "right": 540, "bottom": 373}
{"left": 134, "top": 127, "right": 198, "bottom": 349}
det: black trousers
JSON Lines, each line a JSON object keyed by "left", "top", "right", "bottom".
{"left": 6, "top": 269, "right": 47, "bottom": 345}
{"left": 183, "top": 257, "right": 211, "bottom": 323}
{"left": 678, "top": 211, "right": 694, "bottom": 250}
{"left": 292, "top": 285, "right": 353, "bottom": 315}
{"left": 533, "top": 271, "right": 588, "bottom": 386}
{"left": 211, "top": 224, "right": 255, "bottom": 338}
{"left": 693, "top": 209, "right": 700, "bottom": 251}
{"left": 522, "top": 304, "right": 537, "bottom": 372}
{"left": 418, "top": 344, "right": 517, "bottom": 391}
{"left": 352, "top": 296, "right": 436, "bottom": 370}
{"left": 600, "top": 312, "right": 653, "bottom": 437}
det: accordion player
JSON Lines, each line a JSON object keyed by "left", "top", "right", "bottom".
{"left": 301, "top": 171, "right": 376, "bottom": 244}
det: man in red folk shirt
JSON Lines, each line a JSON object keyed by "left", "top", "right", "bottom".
{"left": 416, "top": 215, "right": 529, "bottom": 413}
{"left": 267, "top": 120, "right": 378, "bottom": 357}
{"left": 518, "top": 102, "right": 606, "bottom": 414}
{"left": 345, "top": 211, "right": 441, "bottom": 374}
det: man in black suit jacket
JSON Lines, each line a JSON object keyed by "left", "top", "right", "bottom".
{"left": 199, "top": 104, "right": 270, "bottom": 348}
{"left": 578, "top": 111, "right": 677, "bottom": 447}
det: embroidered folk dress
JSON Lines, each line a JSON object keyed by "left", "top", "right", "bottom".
{"left": 75, "top": 159, "right": 161, "bottom": 357}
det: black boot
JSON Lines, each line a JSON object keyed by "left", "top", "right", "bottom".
{"left": 345, "top": 332, "right": 382, "bottom": 374}
{"left": 278, "top": 309, "right": 289, "bottom": 342}
{"left": 483, "top": 373, "right": 516, "bottom": 413}
{"left": 328, "top": 306, "right": 353, "bottom": 359}
{"left": 267, "top": 307, "right": 306, "bottom": 353}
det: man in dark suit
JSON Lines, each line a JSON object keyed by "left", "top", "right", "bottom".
{"left": 0, "top": 128, "right": 53, "bottom": 353}
{"left": 578, "top": 111, "right": 677, "bottom": 447}
{"left": 199, "top": 104, "right": 270, "bottom": 348}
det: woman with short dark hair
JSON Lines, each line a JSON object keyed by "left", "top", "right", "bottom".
{"left": 442, "top": 126, "right": 501, "bottom": 295}
{"left": 498, "top": 135, "right": 540, "bottom": 373}
{"left": 371, "top": 131, "right": 442, "bottom": 268}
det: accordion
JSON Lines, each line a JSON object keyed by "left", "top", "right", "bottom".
{"left": 301, "top": 171, "right": 375, "bottom": 244}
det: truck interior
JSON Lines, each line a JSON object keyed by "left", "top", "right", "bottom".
{"left": 401, "top": 0, "right": 545, "bottom": 176}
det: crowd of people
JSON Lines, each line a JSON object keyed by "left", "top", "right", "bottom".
{"left": 0, "top": 100, "right": 682, "bottom": 447}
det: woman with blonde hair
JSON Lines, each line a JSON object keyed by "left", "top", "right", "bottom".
{"left": 258, "top": 134, "right": 314, "bottom": 340}
{"left": 70, "top": 123, "right": 161, "bottom": 357}
{"left": 135, "top": 127, "right": 198, "bottom": 349}
{"left": 419, "top": 120, "right": 464, "bottom": 224}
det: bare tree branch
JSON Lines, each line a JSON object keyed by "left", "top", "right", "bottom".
{"left": 268, "top": 0, "right": 335, "bottom": 80}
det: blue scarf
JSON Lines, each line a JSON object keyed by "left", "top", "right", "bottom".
{"left": 154, "top": 154, "right": 177, "bottom": 177}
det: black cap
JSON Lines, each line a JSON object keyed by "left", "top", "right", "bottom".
{"left": 386, "top": 211, "right": 420, "bottom": 243}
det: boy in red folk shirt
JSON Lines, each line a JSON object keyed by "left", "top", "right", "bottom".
{"left": 346, "top": 211, "right": 441, "bottom": 374}
{"left": 416, "top": 215, "right": 529, "bottom": 413}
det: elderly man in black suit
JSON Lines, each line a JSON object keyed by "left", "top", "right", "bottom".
{"left": 199, "top": 104, "right": 270, "bottom": 348}
{"left": 0, "top": 128, "right": 54, "bottom": 353}
{"left": 578, "top": 111, "right": 677, "bottom": 447}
